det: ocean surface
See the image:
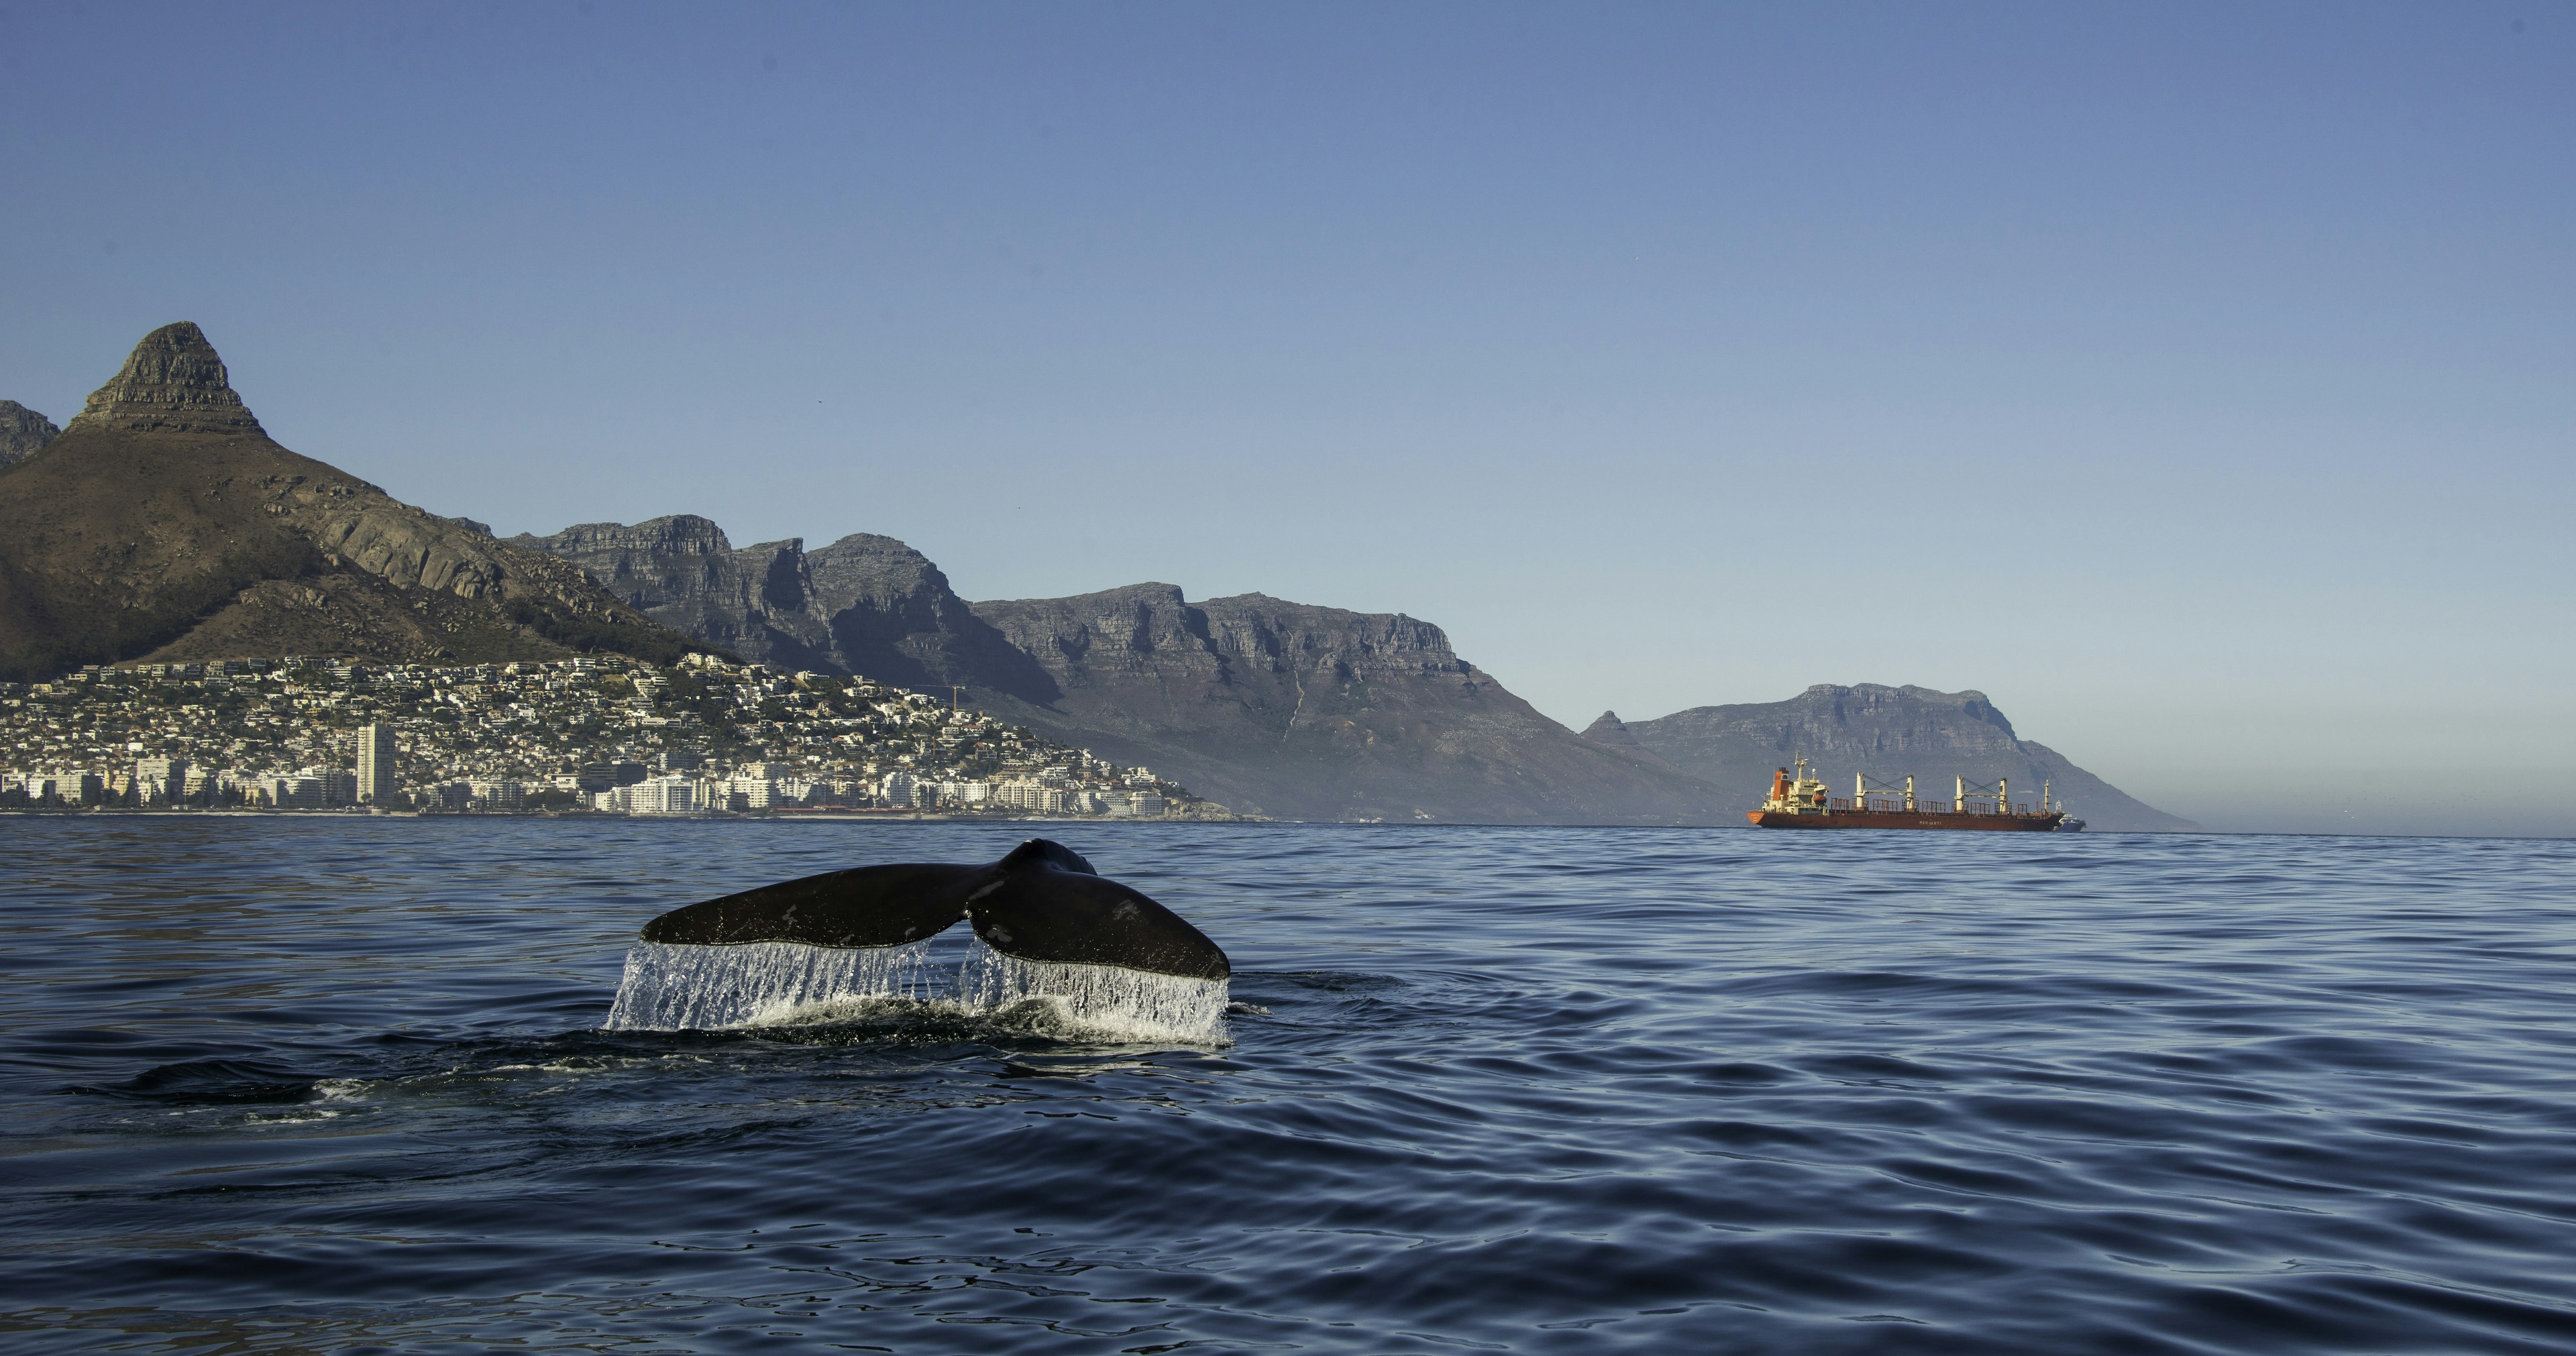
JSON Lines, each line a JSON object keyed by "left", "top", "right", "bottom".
{"left": 3, "top": 820, "right": 2574, "bottom": 1354}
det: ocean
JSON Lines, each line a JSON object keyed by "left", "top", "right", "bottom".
{"left": 3, "top": 818, "right": 2572, "bottom": 1353}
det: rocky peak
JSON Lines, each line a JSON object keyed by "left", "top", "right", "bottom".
{"left": 1578, "top": 710, "right": 1685, "bottom": 773}
{"left": 0, "top": 400, "right": 60, "bottom": 471}
{"left": 804, "top": 533, "right": 963, "bottom": 617}
{"left": 64, "top": 322, "right": 266, "bottom": 437}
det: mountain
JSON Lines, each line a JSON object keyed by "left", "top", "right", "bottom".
{"left": 0, "top": 323, "right": 708, "bottom": 682}
{"left": 1575, "top": 711, "right": 1686, "bottom": 776}
{"left": 508, "top": 518, "right": 1054, "bottom": 697}
{"left": 518, "top": 516, "right": 1731, "bottom": 822}
{"left": 1594, "top": 684, "right": 2194, "bottom": 831}
{"left": 516, "top": 515, "right": 2183, "bottom": 826}
{"left": 0, "top": 400, "right": 58, "bottom": 471}
{"left": 962, "top": 585, "right": 1730, "bottom": 823}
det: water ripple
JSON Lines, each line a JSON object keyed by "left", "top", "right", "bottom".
{"left": 3, "top": 820, "right": 2575, "bottom": 1351}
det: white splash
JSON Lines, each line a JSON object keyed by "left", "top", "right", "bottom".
{"left": 603, "top": 940, "right": 1229, "bottom": 1044}
{"left": 604, "top": 940, "right": 943, "bottom": 1032}
{"left": 959, "top": 948, "right": 1232, "bottom": 1044}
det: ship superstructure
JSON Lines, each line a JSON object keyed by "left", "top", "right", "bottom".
{"left": 1747, "top": 758, "right": 2069, "bottom": 832}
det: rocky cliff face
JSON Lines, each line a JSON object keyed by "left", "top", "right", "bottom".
{"left": 0, "top": 323, "right": 705, "bottom": 681}
{"left": 512, "top": 516, "right": 826, "bottom": 664}
{"left": 0, "top": 401, "right": 58, "bottom": 471}
{"left": 964, "top": 586, "right": 1731, "bottom": 822}
{"left": 802, "top": 534, "right": 1062, "bottom": 701}
{"left": 1599, "top": 684, "right": 2192, "bottom": 831}
{"left": 509, "top": 521, "right": 1054, "bottom": 697}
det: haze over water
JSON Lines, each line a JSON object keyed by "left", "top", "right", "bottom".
{"left": 5, "top": 820, "right": 2575, "bottom": 1352}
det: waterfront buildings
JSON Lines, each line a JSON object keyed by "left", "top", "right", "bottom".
{"left": 0, "top": 653, "right": 1218, "bottom": 818}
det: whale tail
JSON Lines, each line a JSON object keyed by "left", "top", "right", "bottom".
{"left": 610, "top": 839, "right": 1230, "bottom": 1037}
{"left": 636, "top": 837, "right": 1228, "bottom": 981}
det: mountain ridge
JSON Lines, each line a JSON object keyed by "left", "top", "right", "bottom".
{"left": 0, "top": 323, "right": 709, "bottom": 681}
{"left": 0, "top": 400, "right": 58, "bottom": 471}
{"left": 1597, "top": 683, "right": 2194, "bottom": 832}
{"left": 515, "top": 512, "right": 2187, "bottom": 826}
{"left": 961, "top": 583, "right": 1733, "bottom": 822}
{"left": 508, "top": 517, "right": 1054, "bottom": 697}
{"left": 515, "top": 515, "right": 1735, "bottom": 822}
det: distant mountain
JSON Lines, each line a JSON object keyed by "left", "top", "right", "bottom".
{"left": 517, "top": 515, "right": 2182, "bottom": 827}
{"left": 1593, "top": 685, "right": 2193, "bottom": 831}
{"left": 963, "top": 584, "right": 1730, "bottom": 823}
{"left": 0, "top": 400, "right": 58, "bottom": 470}
{"left": 508, "top": 518, "right": 1055, "bottom": 697}
{"left": 0, "top": 323, "right": 707, "bottom": 682}
{"left": 519, "top": 516, "right": 1729, "bottom": 822}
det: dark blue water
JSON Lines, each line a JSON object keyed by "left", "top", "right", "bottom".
{"left": 4, "top": 821, "right": 2574, "bottom": 1353}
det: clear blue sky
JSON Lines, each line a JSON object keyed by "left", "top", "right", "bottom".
{"left": 3, "top": 3, "right": 2569, "bottom": 834}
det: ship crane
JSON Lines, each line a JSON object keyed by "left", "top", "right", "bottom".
{"left": 1855, "top": 772, "right": 1914, "bottom": 813}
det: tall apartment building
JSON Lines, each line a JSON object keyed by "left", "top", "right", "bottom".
{"left": 134, "top": 756, "right": 189, "bottom": 803}
{"left": 356, "top": 723, "right": 398, "bottom": 803}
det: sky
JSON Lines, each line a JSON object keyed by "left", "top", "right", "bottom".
{"left": 3, "top": 2, "right": 2569, "bottom": 835}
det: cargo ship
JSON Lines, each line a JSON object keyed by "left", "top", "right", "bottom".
{"left": 1746, "top": 759, "right": 2070, "bottom": 832}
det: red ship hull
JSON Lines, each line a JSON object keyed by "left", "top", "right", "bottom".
{"left": 1746, "top": 809, "right": 2065, "bottom": 832}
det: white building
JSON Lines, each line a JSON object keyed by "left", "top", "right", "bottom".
{"left": 133, "top": 756, "right": 188, "bottom": 804}
{"left": 993, "top": 781, "right": 1068, "bottom": 813}
{"left": 619, "top": 777, "right": 697, "bottom": 815}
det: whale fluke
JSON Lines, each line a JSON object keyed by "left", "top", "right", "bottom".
{"left": 637, "top": 838, "right": 1230, "bottom": 981}
{"left": 641, "top": 864, "right": 988, "bottom": 948}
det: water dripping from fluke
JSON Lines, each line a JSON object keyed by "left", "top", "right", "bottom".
{"left": 603, "top": 940, "right": 1231, "bottom": 1045}
{"left": 608, "top": 839, "right": 1234, "bottom": 1043}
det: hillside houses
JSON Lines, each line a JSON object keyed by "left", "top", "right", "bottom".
{"left": 0, "top": 653, "right": 1220, "bottom": 818}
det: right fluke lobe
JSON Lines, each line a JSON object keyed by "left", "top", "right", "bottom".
{"left": 636, "top": 838, "right": 1230, "bottom": 982}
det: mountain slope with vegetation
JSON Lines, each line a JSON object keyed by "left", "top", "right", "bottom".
{"left": 0, "top": 323, "right": 706, "bottom": 682}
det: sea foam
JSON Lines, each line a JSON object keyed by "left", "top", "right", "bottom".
{"left": 603, "top": 940, "right": 1228, "bottom": 1043}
